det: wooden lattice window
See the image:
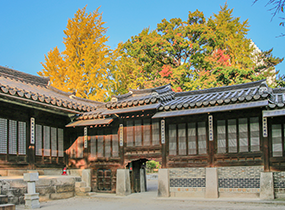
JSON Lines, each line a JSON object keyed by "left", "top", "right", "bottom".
{"left": 135, "top": 120, "right": 142, "bottom": 146}
{"left": 35, "top": 124, "right": 42, "bottom": 156}
{"left": 143, "top": 119, "right": 151, "bottom": 146}
{"left": 0, "top": 118, "right": 7, "bottom": 154}
{"left": 58, "top": 128, "right": 64, "bottom": 157}
{"left": 272, "top": 124, "right": 283, "bottom": 157}
{"left": 178, "top": 124, "right": 186, "bottom": 155}
{"left": 105, "top": 135, "right": 111, "bottom": 158}
{"left": 112, "top": 129, "right": 119, "bottom": 157}
{"left": 43, "top": 126, "right": 50, "bottom": 156}
{"left": 51, "top": 127, "right": 57, "bottom": 157}
{"left": 217, "top": 117, "right": 260, "bottom": 154}
{"left": 188, "top": 123, "right": 196, "bottom": 155}
{"left": 169, "top": 124, "right": 177, "bottom": 155}
{"left": 126, "top": 121, "right": 133, "bottom": 147}
{"left": 18, "top": 121, "right": 26, "bottom": 155}
{"left": 152, "top": 120, "right": 160, "bottom": 145}
{"left": 9, "top": 120, "right": 17, "bottom": 155}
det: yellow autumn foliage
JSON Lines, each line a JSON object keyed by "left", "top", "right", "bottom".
{"left": 39, "top": 6, "right": 110, "bottom": 102}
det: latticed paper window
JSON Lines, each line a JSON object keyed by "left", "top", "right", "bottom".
{"left": 272, "top": 124, "right": 282, "bottom": 157}
{"left": 188, "top": 122, "right": 196, "bottom": 155}
{"left": 198, "top": 122, "right": 207, "bottom": 154}
{"left": 90, "top": 136, "right": 97, "bottom": 158}
{"left": 105, "top": 135, "right": 111, "bottom": 158}
{"left": 152, "top": 119, "right": 160, "bottom": 145}
{"left": 112, "top": 130, "right": 119, "bottom": 157}
{"left": 250, "top": 117, "right": 260, "bottom": 152}
{"left": 57, "top": 128, "right": 64, "bottom": 157}
{"left": 9, "top": 120, "right": 17, "bottom": 155}
{"left": 135, "top": 119, "right": 142, "bottom": 146}
{"left": 217, "top": 120, "right": 226, "bottom": 154}
{"left": 18, "top": 121, "right": 26, "bottom": 155}
{"left": 169, "top": 124, "right": 177, "bottom": 155}
{"left": 0, "top": 118, "right": 7, "bottom": 154}
{"left": 51, "top": 127, "right": 57, "bottom": 157}
{"left": 35, "top": 124, "right": 42, "bottom": 156}
{"left": 238, "top": 118, "right": 248, "bottom": 152}
{"left": 97, "top": 134, "right": 104, "bottom": 157}
{"left": 43, "top": 126, "right": 50, "bottom": 156}
{"left": 77, "top": 137, "right": 84, "bottom": 158}
{"left": 143, "top": 119, "right": 151, "bottom": 146}
{"left": 178, "top": 124, "right": 186, "bottom": 155}
{"left": 228, "top": 119, "right": 237, "bottom": 153}
{"left": 126, "top": 120, "right": 133, "bottom": 147}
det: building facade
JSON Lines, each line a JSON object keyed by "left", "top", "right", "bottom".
{"left": 1, "top": 66, "right": 285, "bottom": 198}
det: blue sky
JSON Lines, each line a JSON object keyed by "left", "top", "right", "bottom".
{"left": 0, "top": 0, "right": 284, "bottom": 76}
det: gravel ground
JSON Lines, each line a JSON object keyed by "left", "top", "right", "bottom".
{"left": 16, "top": 175, "right": 285, "bottom": 210}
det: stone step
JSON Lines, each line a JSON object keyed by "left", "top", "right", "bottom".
{"left": 0, "top": 204, "right": 15, "bottom": 210}
{"left": 0, "top": 196, "right": 8, "bottom": 205}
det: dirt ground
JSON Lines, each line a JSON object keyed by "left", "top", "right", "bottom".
{"left": 16, "top": 175, "right": 285, "bottom": 210}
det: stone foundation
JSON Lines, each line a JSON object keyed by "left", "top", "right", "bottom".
{"left": 0, "top": 176, "right": 81, "bottom": 205}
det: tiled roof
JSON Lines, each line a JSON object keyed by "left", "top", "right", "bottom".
{"left": 0, "top": 66, "right": 103, "bottom": 114}
{"left": 159, "top": 80, "right": 269, "bottom": 111}
{"left": 106, "top": 84, "right": 175, "bottom": 109}
{"left": 268, "top": 88, "right": 285, "bottom": 109}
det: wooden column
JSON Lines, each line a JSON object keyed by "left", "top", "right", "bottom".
{"left": 263, "top": 117, "right": 270, "bottom": 172}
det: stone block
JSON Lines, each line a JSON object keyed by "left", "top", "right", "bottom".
{"left": 75, "top": 182, "right": 86, "bottom": 188}
{"left": 205, "top": 168, "right": 218, "bottom": 198}
{"left": 82, "top": 169, "right": 91, "bottom": 187}
{"left": 55, "top": 185, "right": 74, "bottom": 193}
{"left": 0, "top": 204, "right": 16, "bottom": 210}
{"left": 39, "top": 195, "right": 50, "bottom": 202}
{"left": 116, "top": 169, "right": 131, "bottom": 196}
{"left": 7, "top": 170, "right": 27, "bottom": 176}
{"left": 50, "top": 192, "right": 74, "bottom": 200}
{"left": 0, "top": 195, "right": 8, "bottom": 204}
{"left": 36, "top": 186, "right": 55, "bottom": 196}
{"left": 260, "top": 172, "right": 274, "bottom": 200}
{"left": 24, "top": 193, "right": 40, "bottom": 209}
{"left": 23, "top": 173, "right": 39, "bottom": 182}
{"left": 157, "top": 169, "right": 170, "bottom": 197}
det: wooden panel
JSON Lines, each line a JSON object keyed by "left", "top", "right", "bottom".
{"left": 198, "top": 122, "right": 207, "bottom": 154}
{"left": 228, "top": 119, "right": 237, "bottom": 153}
{"left": 18, "top": 121, "right": 26, "bottom": 155}
{"left": 97, "top": 135, "right": 103, "bottom": 157}
{"left": 188, "top": 123, "right": 196, "bottom": 155}
{"left": 217, "top": 120, "right": 226, "bottom": 154}
{"left": 77, "top": 137, "right": 84, "bottom": 158}
{"left": 152, "top": 120, "right": 160, "bottom": 146}
{"left": 105, "top": 135, "right": 111, "bottom": 158}
{"left": 135, "top": 120, "right": 142, "bottom": 146}
{"left": 58, "top": 128, "right": 64, "bottom": 157}
{"left": 0, "top": 118, "right": 7, "bottom": 154}
{"left": 126, "top": 120, "right": 133, "bottom": 147}
{"left": 35, "top": 124, "right": 42, "bottom": 156}
{"left": 43, "top": 126, "right": 50, "bottom": 156}
{"left": 112, "top": 130, "right": 119, "bottom": 157}
{"left": 143, "top": 119, "right": 150, "bottom": 146}
{"left": 169, "top": 124, "right": 177, "bottom": 155}
{"left": 90, "top": 136, "right": 97, "bottom": 158}
{"left": 51, "top": 127, "right": 57, "bottom": 157}
{"left": 238, "top": 118, "right": 248, "bottom": 152}
{"left": 250, "top": 117, "right": 260, "bottom": 152}
{"left": 178, "top": 124, "right": 186, "bottom": 155}
{"left": 9, "top": 120, "right": 17, "bottom": 155}
{"left": 272, "top": 124, "right": 282, "bottom": 157}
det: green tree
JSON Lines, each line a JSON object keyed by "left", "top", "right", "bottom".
{"left": 39, "top": 6, "right": 111, "bottom": 101}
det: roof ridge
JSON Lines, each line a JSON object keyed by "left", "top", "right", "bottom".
{"left": 175, "top": 80, "right": 266, "bottom": 97}
{"left": 0, "top": 65, "right": 49, "bottom": 86}
{"left": 129, "top": 83, "right": 172, "bottom": 95}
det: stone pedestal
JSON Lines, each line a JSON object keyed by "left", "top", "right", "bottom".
{"left": 23, "top": 173, "right": 40, "bottom": 209}
{"left": 157, "top": 169, "right": 169, "bottom": 197}
{"left": 205, "top": 168, "right": 218, "bottom": 198}
{"left": 116, "top": 169, "right": 131, "bottom": 196}
{"left": 260, "top": 172, "right": 274, "bottom": 200}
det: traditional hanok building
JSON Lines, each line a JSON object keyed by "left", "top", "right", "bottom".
{"left": 1, "top": 66, "right": 285, "bottom": 199}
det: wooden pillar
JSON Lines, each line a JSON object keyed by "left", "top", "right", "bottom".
{"left": 263, "top": 117, "right": 270, "bottom": 172}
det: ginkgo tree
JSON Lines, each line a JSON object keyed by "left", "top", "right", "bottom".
{"left": 39, "top": 6, "right": 111, "bottom": 101}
